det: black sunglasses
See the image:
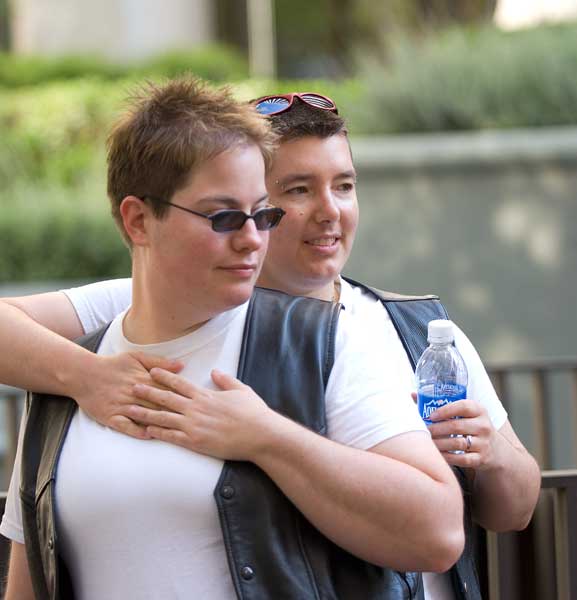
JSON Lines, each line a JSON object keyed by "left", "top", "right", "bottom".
{"left": 141, "top": 197, "right": 285, "bottom": 233}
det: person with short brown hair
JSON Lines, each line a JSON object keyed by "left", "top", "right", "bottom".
{"left": 0, "top": 80, "right": 464, "bottom": 600}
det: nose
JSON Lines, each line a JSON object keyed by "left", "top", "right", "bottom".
{"left": 231, "top": 218, "right": 267, "bottom": 253}
{"left": 314, "top": 188, "right": 340, "bottom": 223}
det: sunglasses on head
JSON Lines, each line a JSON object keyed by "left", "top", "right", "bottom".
{"left": 140, "top": 197, "right": 285, "bottom": 233}
{"left": 252, "top": 92, "right": 338, "bottom": 116}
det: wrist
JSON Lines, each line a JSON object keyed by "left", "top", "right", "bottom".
{"left": 55, "top": 346, "right": 100, "bottom": 400}
{"left": 247, "top": 409, "right": 301, "bottom": 465}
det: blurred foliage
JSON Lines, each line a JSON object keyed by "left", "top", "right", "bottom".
{"left": 273, "top": 0, "right": 496, "bottom": 77}
{"left": 0, "top": 44, "right": 247, "bottom": 88}
{"left": 3, "top": 22, "right": 577, "bottom": 281}
{"left": 0, "top": 78, "right": 123, "bottom": 188}
{"left": 0, "top": 74, "right": 362, "bottom": 281}
{"left": 360, "top": 22, "right": 577, "bottom": 133}
{"left": 0, "top": 206, "right": 130, "bottom": 282}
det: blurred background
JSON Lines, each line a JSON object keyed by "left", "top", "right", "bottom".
{"left": 1, "top": 1, "right": 577, "bottom": 597}
{"left": 2, "top": 0, "right": 577, "bottom": 467}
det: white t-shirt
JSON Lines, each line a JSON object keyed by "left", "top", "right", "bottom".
{"left": 339, "top": 281, "right": 508, "bottom": 600}
{"left": 1, "top": 285, "right": 427, "bottom": 600}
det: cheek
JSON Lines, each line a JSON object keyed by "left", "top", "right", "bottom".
{"left": 342, "top": 203, "right": 359, "bottom": 238}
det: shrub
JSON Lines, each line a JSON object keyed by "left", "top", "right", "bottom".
{"left": 361, "top": 22, "right": 577, "bottom": 133}
{"left": 0, "top": 206, "right": 130, "bottom": 282}
{"left": 137, "top": 45, "right": 248, "bottom": 81}
{"left": 0, "top": 44, "right": 248, "bottom": 88}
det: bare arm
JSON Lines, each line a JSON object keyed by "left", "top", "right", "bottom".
{"left": 4, "top": 542, "right": 35, "bottom": 600}
{"left": 428, "top": 401, "right": 540, "bottom": 531}
{"left": 0, "top": 294, "right": 181, "bottom": 438}
{"left": 128, "top": 368, "right": 465, "bottom": 572}
{"left": 0, "top": 293, "right": 87, "bottom": 393}
{"left": 469, "top": 420, "right": 540, "bottom": 531}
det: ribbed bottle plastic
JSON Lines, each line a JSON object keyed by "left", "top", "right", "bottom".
{"left": 415, "top": 320, "right": 468, "bottom": 431}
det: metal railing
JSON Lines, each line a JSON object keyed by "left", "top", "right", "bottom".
{"left": 487, "top": 358, "right": 577, "bottom": 470}
{"left": 480, "top": 469, "right": 577, "bottom": 600}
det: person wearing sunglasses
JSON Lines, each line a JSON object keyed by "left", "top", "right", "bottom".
{"left": 0, "top": 79, "right": 465, "bottom": 600}
{"left": 2, "top": 90, "right": 538, "bottom": 600}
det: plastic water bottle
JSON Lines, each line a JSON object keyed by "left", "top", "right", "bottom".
{"left": 415, "top": 320, "right": 468, "bottom": 436}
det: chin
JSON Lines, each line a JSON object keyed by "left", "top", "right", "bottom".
{"left": 220, "top": 284, "right": 255, "bottom": 309}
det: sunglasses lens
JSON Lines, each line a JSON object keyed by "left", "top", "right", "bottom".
{"left": 211, "top": 211, "right": 247, "bottom": 232}
{"left": 210, "top": 208, "right": 285, "bottom": 232}
{"left": 255, "top": 97, "right": 290, "bottom": 115}
{"left": 300, "top": 93, "right": 336, "bottom": 111}
{"left": 254, "top": 208, "right": 284, "bottom": 230}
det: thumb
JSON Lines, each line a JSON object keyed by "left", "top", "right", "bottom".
{"left": 211, "top": 369, "right": 245, "bottom": 391}
{"left": 132, "top": 352, "right": 183, "bottom": 373}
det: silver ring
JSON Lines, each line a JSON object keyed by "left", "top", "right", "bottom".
{"left": 465, "top": 435, "right": 473, "bottom": 452}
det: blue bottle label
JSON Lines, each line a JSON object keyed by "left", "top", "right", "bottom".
{"left": 418, "top": 383, "right": 467, "bottom": 425}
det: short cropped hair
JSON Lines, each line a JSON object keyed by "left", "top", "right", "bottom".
{"left": 107, "top": 77, "right": 276, "bottom": 244}
{"left": 267, "top": 97, "right": 347, "bottom": 142}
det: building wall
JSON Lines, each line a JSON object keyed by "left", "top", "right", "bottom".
{"left": 348, "top": 127, "right": 577, "bottom": 364}
{"left": 11, "top": 0, "right": 215, "bottom": 60}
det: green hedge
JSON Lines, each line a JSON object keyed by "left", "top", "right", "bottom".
{"left": 362, "top": 22, "right": 577, "bottom": 133}
{"left": 0, "top": 209, "right": 130, "bottom": 282}
{"left": 0, "top": 44, "right": 248, "bottom": 88}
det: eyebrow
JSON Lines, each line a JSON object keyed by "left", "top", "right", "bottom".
{"left": 277, "top": 170, "right": 357, "bottom": 187}
{"left": 195, "top": 193, "right": 269, "bottom": 210}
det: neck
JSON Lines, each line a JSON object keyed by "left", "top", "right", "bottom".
{"left": 124, "top": 265, "right": 210, "bottom": 344}
{"left": 257, "top": 274, "right": 338, "bottom": 302}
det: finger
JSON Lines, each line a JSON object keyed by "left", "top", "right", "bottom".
{"left": 433, "top": 435, "right": 471, "bottom": 454}
{"left": 133, "top": 352, "right": 183, "bottom": 373}
{"left": 108, "top": 415, "right": 151, "bottom": 440}
{"left": 429, "top": 400, "right": 479, "bottom": 421}
{"left": 146, "top": 426, "right": 193, "bottom": 449}
{"left": 149, "top": 368, "right": 200, "bottom": 397}
{"left": 125, "top": 405, "right": 186, "bottom": 429}
{"left": 441, "top": 451, "right": 481, "bottom": 469}
{"left": 129, "top": 396, "right": 165, "bottom": 411}
{"left": 133, "top": 383, "right": 190, "bottom": 413}
{"left": 211, "top": 369, "right": 246, "bottom": 391}
{"left": 411, "top": 392, "right": 417, "bottom": 404}
{"left": 428, "top": 419, "right": 474, "bottom": 438}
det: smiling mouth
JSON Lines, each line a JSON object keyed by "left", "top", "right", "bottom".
{"left": 305, "top": 237, "right": 340, "bottom": 247}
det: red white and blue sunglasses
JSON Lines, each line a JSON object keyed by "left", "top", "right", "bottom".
{"left": 253, "top": 92, "right": 338, "bottom": 116}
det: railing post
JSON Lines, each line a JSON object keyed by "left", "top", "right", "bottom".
{"left": 491, "top": 369, "right": 509, "bottom": 414}
{"left": 532, "top": 370, "right": 550, "bottom": 469}
{"left": 572, "top": 368, "right": 577, "bottom": 467}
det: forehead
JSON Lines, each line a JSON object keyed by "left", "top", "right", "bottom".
{"left": 270, "top": 134, "right": 353, "bottom": 177}
{"left": 176, "top": 144, "right": 267, "bottom": 203}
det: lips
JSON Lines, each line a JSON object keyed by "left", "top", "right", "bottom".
{"left": 305, "top": 235, "right": 340, "bottom": 247}
{"left": 222, "top": 264, "right": 258, "bottom": 271}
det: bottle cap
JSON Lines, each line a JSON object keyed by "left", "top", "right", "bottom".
{"left": 428, "top": 319, "right": 454, "bottom": 344}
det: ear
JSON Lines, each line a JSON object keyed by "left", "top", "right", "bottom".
{"left": 119, "top": 196, "right": 150, "bottom": 246}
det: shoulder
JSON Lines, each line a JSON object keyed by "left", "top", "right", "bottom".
{"left": 342, "top": 276, "right": 439, "bottom": 302}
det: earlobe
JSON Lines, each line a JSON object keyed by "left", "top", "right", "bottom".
{"left": 120, "top": 196, "right": 149, "bottom": 246}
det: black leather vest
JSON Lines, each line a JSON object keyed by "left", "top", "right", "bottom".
{"left": 344, "top": 277, "right": 483, "bottom": 600}
{"left": 19, "top": 287, "right": 422, "bottom": 600}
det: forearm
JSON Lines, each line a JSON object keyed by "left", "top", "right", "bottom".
{"left": 252, "top": 415, "right": 464, "bottom": 572}
{"left": 5, "top": 542, "right": 35, "bottom": 600}
{"left": 471, "top": 427, "right": 540, "bottom": 531}
{"left": 0, "top": 300, "right": 94, "bottom": 395}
